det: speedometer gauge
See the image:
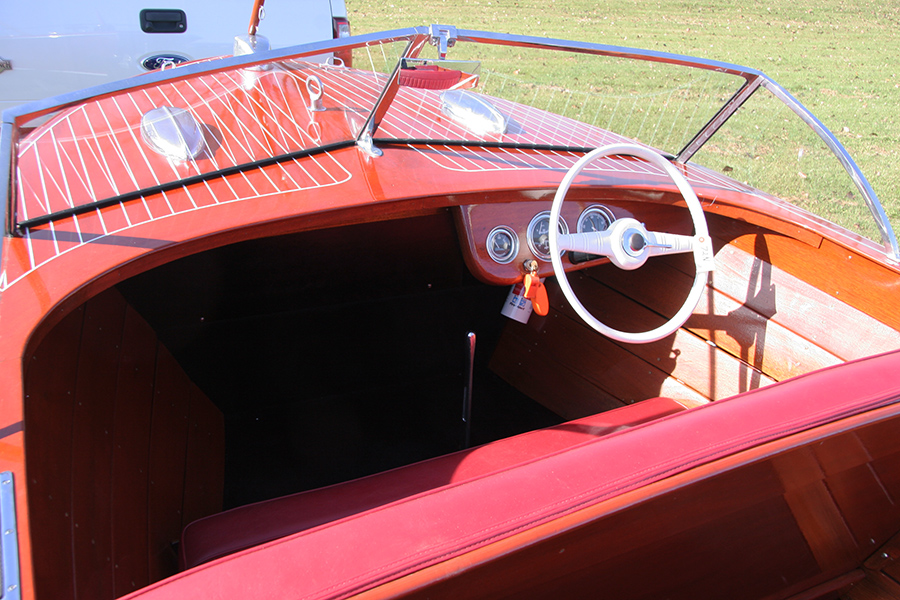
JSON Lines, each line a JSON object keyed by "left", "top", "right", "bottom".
{"left": 577, "top": 205, "right": 616, "bottom": 233}
{"left": 527, "top": 211, "right": 568, "bottom": 261}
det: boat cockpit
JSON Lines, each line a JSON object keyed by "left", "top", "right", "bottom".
{"left": 6, "top": 24, "right": 900, "bottom": 600}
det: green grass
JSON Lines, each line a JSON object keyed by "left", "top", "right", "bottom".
{"left": 347, "top": 0, "right": 900, "bottom": 241}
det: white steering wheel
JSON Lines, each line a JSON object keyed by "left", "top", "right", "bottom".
{"left": 549, "top": 143, "right": 715, "bottom": 344}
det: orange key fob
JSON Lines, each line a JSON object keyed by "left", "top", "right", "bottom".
{"left": 523, "top": 273, "right": 549, "bottom": 316}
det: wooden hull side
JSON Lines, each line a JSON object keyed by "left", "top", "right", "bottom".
{"left": 359, "top": 403, "right": 900, "bottom": 600}
{"left": 24, "top": 287, "right": 225, "bottom": 600}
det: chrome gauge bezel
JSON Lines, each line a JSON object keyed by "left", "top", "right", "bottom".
{"left": 527, "top": 211, "right": 569, "bottom": 261}
{"left": 577, "top": 204, "right": 616, "bottom": 233}
{"left": 486, "top": 225, "right": 519, "bottom": 264}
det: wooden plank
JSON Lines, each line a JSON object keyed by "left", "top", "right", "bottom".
{"left": 490, "top": 326, "right": 627, "bottom": 420}
{"left": 709, "top": 243, "right": 900, "bottom": 360}
{"left": 70, "top": 289, "right": 127, "bottom": 600}
{"left": 111, "top": 304, "right": 158, "bottom": 598}
{"left": 491, "top": 303, "right": 708, "bottom": 418}
{"left": 813, "top": 436, "right": 900, "bottom": 552}
{"left": 182, "top": 384, "right": 225, "bottom": 529}
{"left": 550, "top": 274, "right": 776, "bottom": 400}
{"left": 710, "top": 214, "right": 900, "bottom": 333}
{"left": 771, "top": 447, "right": 858, "bottom": 573}
{"left": 147, "top": 345, "right": 191, "bottom": 582}
{"left": 23, "top": 305, "right": 85, "bottom": 600}
{"left": 843, "top": 575, "right": 900, "bottom": 600}
{"left": 586, "top": 247, "right": 849, "bottom": 378}
{"left": 26, "top": 287, "right": 224, "bottom": 596}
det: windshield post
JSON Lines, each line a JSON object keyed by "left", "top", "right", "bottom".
{"left": 355, "top": 33, "right": 430, "bottom": 157}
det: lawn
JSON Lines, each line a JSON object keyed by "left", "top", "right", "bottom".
{"left": 346, "top": 0, "right": 900, "bottom": 239}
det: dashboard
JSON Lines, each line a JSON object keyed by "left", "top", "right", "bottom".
{"left": 454, "top": 192, "right": 696, "bottom": 285}
{"left": 455, "top": 199, "right": 636, "bottom": 285}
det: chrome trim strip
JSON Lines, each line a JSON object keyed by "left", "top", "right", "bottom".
{"left": 453, "top": 29, "right": 762, "bottom": 77}
{"left": 0, "top": 121, "right": 13, "bottom": 241}
{"left": 759, "top": 77, "right": 900, "bottom": 261}
{"left": 0, "top": 472, "right": 21, "bottom": 600}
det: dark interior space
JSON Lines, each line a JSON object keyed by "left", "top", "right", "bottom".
{"left": 118, "top": 210, "right": 562, "bottom": 508}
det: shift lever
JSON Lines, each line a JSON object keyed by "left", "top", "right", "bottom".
{"left": 462, "top": 331, "right": 476, "bottom": 449}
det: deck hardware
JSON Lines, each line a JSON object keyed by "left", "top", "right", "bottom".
{"left": 140, "top": 107, "right": 206, "bottom": 162}
{"left": 307, "top": 76, "right": 325, "bottom": 112}
{"left": 0, "top": 57, "right": 11, "bottom": 75}
{"left": 429, "top": 25, "right": 458, "bottom": 59}
{"left": 356, "top": 128, "right": 383, "bottom": 158}
{"left": 233, "top": 33, "right": 272, "bottom": 63}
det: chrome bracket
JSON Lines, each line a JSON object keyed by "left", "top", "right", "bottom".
{"left": 357, "top": 127, "right": 383, "bottom": 158}
{"left": 429, "top": 24, "right": 458, "bottom": 59}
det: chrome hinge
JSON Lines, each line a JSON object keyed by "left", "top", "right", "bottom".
{"left": 357, "top": 126, "right": 383, "bottom": 158}
{"left": 429, "top": 24, "right": 458, "bottom": 59}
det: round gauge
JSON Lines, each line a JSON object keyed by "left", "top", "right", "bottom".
{"left": 577, "top": 205, "right": 616, "bottom": 233}
{"left": 486, "top": 225, "right": 519, "bottom": 264}
{"left": 527, "top": 211, "right": 568, "bottom": 261}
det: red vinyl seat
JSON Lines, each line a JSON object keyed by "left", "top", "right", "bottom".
{"left": 180, "top": 396, "right": 688, "bottom": 570}
{"left": 398, "top": 65, "right": 465, "bottom": 89}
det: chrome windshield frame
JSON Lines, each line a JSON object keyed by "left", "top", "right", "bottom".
{"left": 1, "top": 26, "right": 896, "bottom": 261}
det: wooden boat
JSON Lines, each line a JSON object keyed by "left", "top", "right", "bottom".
{"left": 3, "top": 22, "right": 900, "bottom": 600}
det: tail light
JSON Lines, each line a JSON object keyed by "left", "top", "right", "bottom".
{"left": 332, "top": 17, "right": 351, "bottom": 39}
{"left": 332, "top": 17, "right": 352, "bottom": 67}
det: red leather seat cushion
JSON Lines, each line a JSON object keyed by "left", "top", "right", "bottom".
{"left": 180, "top": 396, "right": 686, "bottom": 569}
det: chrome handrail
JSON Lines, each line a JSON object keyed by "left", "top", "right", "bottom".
{"left": 1, "top": 26, "right": 896, "bottom": 261}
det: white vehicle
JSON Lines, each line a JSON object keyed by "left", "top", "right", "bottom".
{"left": 0, "top": 0, "right": 350, "bottom": 113}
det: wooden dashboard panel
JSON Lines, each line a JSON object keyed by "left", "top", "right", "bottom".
{"left": 454, "top": 192, "right": 693, "bottom": 285}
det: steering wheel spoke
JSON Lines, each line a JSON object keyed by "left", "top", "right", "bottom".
{"left": 549, "top": 143, "right": 714, "bottom": 343}
{"left": 556, "top": 230, "right": 614, "bottom": 255}
{"left": 645, "top": 230, "right": 692, "bottom": 255}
